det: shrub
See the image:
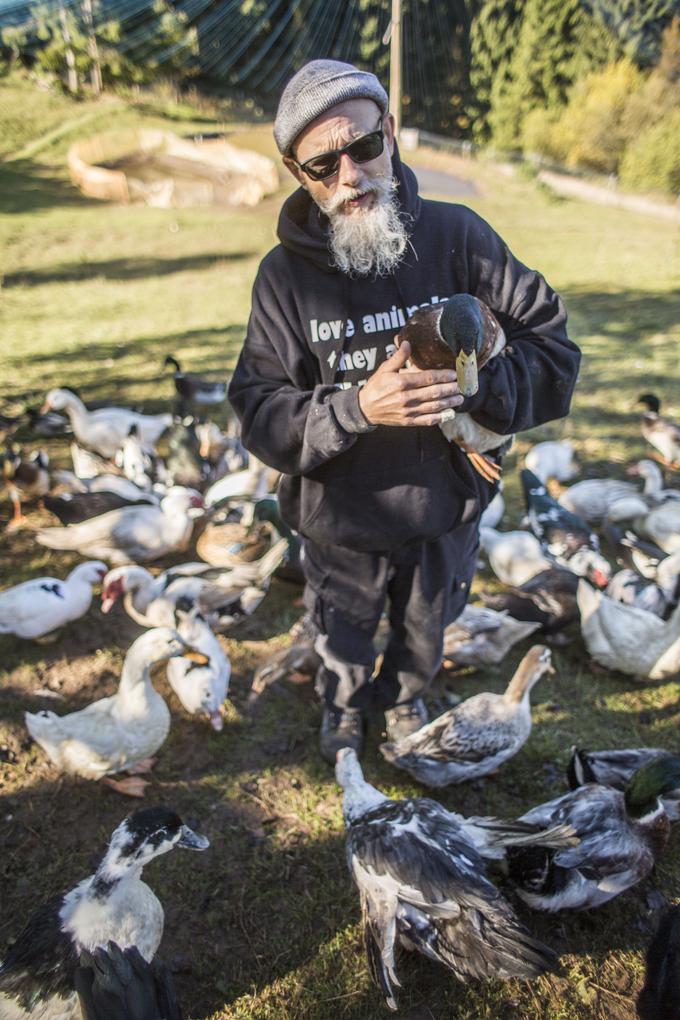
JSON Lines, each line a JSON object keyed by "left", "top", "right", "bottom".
{"left": 619, "top": 108, "right": 680, "bottom": 195}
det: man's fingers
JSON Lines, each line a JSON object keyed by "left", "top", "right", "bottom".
{"left": 402, "top": 385, "right": 463, "bottom": 406}
{"left": 381, "top": 340, "right": 411, "bottom": 372}
{"left": 406, "top": 397, "right": 463, "bottom": 416}
{"left": 409, "top": 412, "right": 454, "bottom": 427}
{"left": 399, "top": 369, "right": 459, "bottom": 390}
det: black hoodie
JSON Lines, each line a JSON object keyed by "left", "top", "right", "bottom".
{"left": 229, "top": 148, "right": 580, "bottom": 553}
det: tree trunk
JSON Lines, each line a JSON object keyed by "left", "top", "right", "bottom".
{"left": 81, "top": 0, "right": 102, "bottom": 94}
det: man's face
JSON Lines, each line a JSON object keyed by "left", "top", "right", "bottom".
{"left": 284, "top": 98, "right": 408, "bottom": 277}
{"left": 286, "top": 98, "right": 395, "bottom": 214}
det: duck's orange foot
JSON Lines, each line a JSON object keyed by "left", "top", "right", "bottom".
{"left": 467, "top": 452, "right": 503, "bottom": 482}
{"left": 102, "top": 775, "right": 149, "bottom": 797}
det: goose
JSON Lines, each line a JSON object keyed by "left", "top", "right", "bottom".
{"left": 397, "top": 293, "right": 509, "bottom": 482}
{"left": 479, "top": 527, "right": 553, "bottom": 586}
{"left": 0, "top": 807, "right": 208, "bottom": 1020}
{"left": 637, "top": 394, "right": 680, "bottom": 468}
{"left": 74, "top": 943, "right": 182, "bottom": 1020}
{"left": 36, "top": 487, "right": 203, "bottom": 566}
{"left": 480, "top": 566, "right": 580, "bottom": 635}
{"left": 41, "top": 390, "right": 171, "bottom": 460}
{"left": 568, "top": 747, "right": 680, "bottom": 821}
{"left": 381, "top": 646, "right": 554, "bottom": 786}
{"left": 637, "top": 906, "right": 680, "bottom": 1020}
{"left": 2, "top": 448, "right": 49, "bottom": 529}
{"left": 336, "top": 747, "right": 560, "bottom": 1012}
{"left": 521, "top": 469, "right": 611, "bottom": 584}
{"left": 441, "top": 605, "right": 540, "bottom": 667}
{"left": 25, "top": 627, "right": 209, "bottom": 796}
{"left": 524, "top": 440, "right": 578, "bottom": 484}
{"left": 0, "top": 562, "right": 107, "bottom": 641}
{"left": 166, "top": 607, "right": 230, "bottom": 730}
{"left": 558, "top": 474, "right": 645, "bottom": 524}
{"left": 102, "top": 538, "right": 288, "bottom": 630}
{"left": 506, "top": 754, "right": 680, "bottom": 910}
{"left": 577, "top": 579, "right": 680, "bottom": 680}
{"left": 164, "top": 355, "right": 226, "bottom": 409}
{"left": 633, "top": 500, "right": 680, "bottom": 555}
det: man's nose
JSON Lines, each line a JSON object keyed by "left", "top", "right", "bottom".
{"left": 337, "top": 151, "right": 362, "bottom": 187}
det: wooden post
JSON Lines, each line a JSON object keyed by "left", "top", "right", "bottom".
{"left": 82, "top": 0, "right": 102, "bottom": 95}
{"left": 389, "top": 0, "right": 402, "bottom": 139}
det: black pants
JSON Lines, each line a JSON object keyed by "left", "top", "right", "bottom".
{"left": 302, "top": 520, "right": 479, "bottom": 712}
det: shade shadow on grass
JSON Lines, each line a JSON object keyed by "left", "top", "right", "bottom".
{"left": 3, "top": 252, "right": 255, "bottom": 288}
{"left": 0, "top": 160, "right": 96, "bottom": 215}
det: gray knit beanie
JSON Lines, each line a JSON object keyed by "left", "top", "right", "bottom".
{"left": 274, "top": 59, "right": 389, "bottom": 156}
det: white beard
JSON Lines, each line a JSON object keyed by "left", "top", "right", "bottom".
{"left": 317, "top": 175, "right": 410, "bottom": 278}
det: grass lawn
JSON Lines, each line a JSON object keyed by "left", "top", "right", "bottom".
{"left": 1, "top": 72, "right": 679, "bottom": 1020}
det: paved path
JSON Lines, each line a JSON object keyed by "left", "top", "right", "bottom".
{"left": 414, "top": 165, "right": 478, "bottom": 198}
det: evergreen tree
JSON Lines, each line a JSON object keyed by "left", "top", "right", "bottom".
{"left": 584, "top": 0, "right": 679, "bottom": 66}
{"left": 469, "top": 0, "right": 523, "bottom": 143}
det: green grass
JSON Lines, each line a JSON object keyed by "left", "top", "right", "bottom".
{"left": 1, "top": 74, "right": 679, "bottom": 1020}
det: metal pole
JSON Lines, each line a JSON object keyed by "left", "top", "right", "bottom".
{"left": 389, "top": 0, "right": 402, "bottom": 139}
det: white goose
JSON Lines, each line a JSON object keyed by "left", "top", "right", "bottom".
{"left": 0, "top": 562, "right": 106, "bottom": 640}
{"left": 577, "top": 579, "right": 680, "bottom": 680}
{"left": 41, "top": 390, "right": 171, "bottom": 459}
{"left": 166, "top": 607, "right": 231, "bottom": 730}
{"left": 479, "top": 527, "right": 552, "bottom": 586}
{"left": 0, "top": 807, "right": 208, "bottom": 1020}
{"left": 442, "top": 605, "right": 540, "bottom": 667}
{"left": 25, "top": 627, "right": 209, "bottom": 795}
{"left": 36, "top": 487, "right": 203, "bottom": 566}
{"left": 525, "top": 441, "right": 578, "bottom": 484}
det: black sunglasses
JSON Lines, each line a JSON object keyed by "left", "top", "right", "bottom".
{"left": 293, "top": 119, "right": 385, "bottom": 182}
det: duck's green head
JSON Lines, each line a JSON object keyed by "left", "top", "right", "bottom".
{"left": 439, "top": 294, "right": 484, "bottom": 397}
{"left": 625, "top": 753, "right": 680, "bottom": 818}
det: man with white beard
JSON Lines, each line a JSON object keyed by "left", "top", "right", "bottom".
{"left": 229, "top": 60, "right": 580, "bottom": 763}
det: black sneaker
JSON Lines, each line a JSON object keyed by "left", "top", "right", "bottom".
{"left": 384, "top": 698, "right": 429, "bottom": 743}
{"left": 319, "top": 706, "right": 364, "bottom": 764}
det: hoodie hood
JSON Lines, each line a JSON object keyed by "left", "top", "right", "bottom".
{"left": 276, "top": 142, "right": 422, "bottom": 273}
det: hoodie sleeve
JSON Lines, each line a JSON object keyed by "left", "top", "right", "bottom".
{"left": 458, "top": 210, "right": 580, "bottom": 435}
{"left": 228, "top": 260, "right": 374, "bottom": 476}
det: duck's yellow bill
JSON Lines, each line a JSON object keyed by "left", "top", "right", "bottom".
{"left": 183, "top": 648, "right": 210, "bottom": 666}
{"left": 456, "top": 349, "right": 478, "bottom": 397}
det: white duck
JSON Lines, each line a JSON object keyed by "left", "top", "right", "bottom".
{"left": 479, "top": 484, "right": 504, "bottom": 529}
{"left": 25, "top": 627, "right": 209, "bottom": 795}
{"left": 204, "top": 456, "right": 272, "bottom": 507}
{"left": 629, "top": 459, "right": 680, "bottom": 505}
{"left": 167, "top": 608, "right": 231, "bottom": 730}
{"left": 442, "top": 605, "right": 540, "bottom": 667}
{"left": 558, "top": 476, "right": 645, "bottom": 524}
{"left": 525, "top": 441, "right": 578, "bottom": 484}
{"left": 381, "top": 646, "right": 554, "bottom": 786}
{"left": 0, "top": 562, "right": 107, "bottom": 640}
{"left": 36, "top": 487, "right": 203, "bottom": 566}
{"left": 41, "top": 390, "right": 171, "bottom": 459}
{"left": 114, "top": 425, "right": 155, "bottom": 491}
{"left": 577, "top": 579, "right": 680, "bottom": 680}
{"left": 0, "top": 807, "right": 208, "bottom": 1020}
{"left": 480, "top": 527, "right": 552, "bottom": 586}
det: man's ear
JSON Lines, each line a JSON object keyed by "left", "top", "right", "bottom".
{"left": 383, "top": 112, "right": 396, "bottom": 156}
{"left": 283, "top": 156, "right": 305, "bottom": 187}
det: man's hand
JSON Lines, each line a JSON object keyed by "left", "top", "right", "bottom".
{"left": 358, "top": 341, "right": 463, "bottom": 427}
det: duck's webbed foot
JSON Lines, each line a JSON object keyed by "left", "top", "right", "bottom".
{"left": 125, "top": 756, "right": 157, "bottom": 774}
{"left": 103, "top": 775, "right": 149, "bottom": 797}
{"left": 467, "top": 451, "right": 503, "bottom": 483}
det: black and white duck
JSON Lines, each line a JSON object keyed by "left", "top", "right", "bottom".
{"left": 0, "top": 807, "right": 208, "bottom": 1019}
{"left": 568, "top": 746, "right": 680, "bottom": 821}
{"left": 0, "top": 562, "right": 107, "bottom": 641}
{"left": 336, "top": 748, "right": 561, "bottom": 1011}
{"left": 397, "top": 293, "right": 509, "bottom": 482}
{"left": 164, "top": 355, "right": 226, "bottom": 414}
{"left": 480, "top": 567, "right": 580, "bottom": 636}
{"left": 637, "top": 905, "right": 680, "bottom": 1020}
{"left": 2, "top": 447, "right": 50, "bottom": 529}
{"left": 75, "top": 943, "right": 182, "bottom": 1020}
{"left": 605, "top": 568, "right": 668, "bottom": 617}
{"left": 25, "top": 628, "right": 209, "bottom": 796}
{"left": 521, "top": 468, "right": 611, "bottom": 585}
{"left": 36, "top": 487, "right": 204, "bottom": 566}
{"left": 637, "top": 394, "right": 680, "bottom": 468}
{"left": 380, "top": 646, "right": 554, "bottom": 787}
{"left": 44, "top": 491, "right": 156, "bottom": 526}
{"left": 506, "top": 754, "right": 680, "bottom": 911}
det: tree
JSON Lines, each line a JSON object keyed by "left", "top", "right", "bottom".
{"left": 584, "top": 0, "right": 679, "bottom": 66}
{"left": 469, "top": 0, "right": 523, "bottom": 143}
